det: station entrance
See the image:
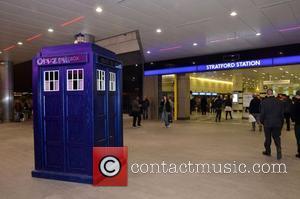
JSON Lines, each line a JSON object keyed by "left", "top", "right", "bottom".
{"left": 158, "top": 64, "right": 300, "bottom": 121}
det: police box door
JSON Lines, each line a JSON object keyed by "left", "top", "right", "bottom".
{"left": 41, "top": 68, "right": 64, "bottom": 171}
{"left": 107, "top": 68, "right": 117, "bottom": 146}
{"left": 41, "top": 66, "right": 90, "bottom": 173}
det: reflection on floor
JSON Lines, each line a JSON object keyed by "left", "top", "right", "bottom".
{"left": 0, "top": 118, "right": 299, "bottom": 199}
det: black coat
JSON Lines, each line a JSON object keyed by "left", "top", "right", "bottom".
{"left": 159, "top": 100, "right": 171, "bottom": 113}
{"left": 249, "top": 97, "right": 261, "bottom": 114}
{"left": 291, "top": 98, "right": 300, "bottom": 125}
{"left": 260, "top": 96, "right": 284, "bottom": 128}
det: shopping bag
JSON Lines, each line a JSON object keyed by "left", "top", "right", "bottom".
{"left": 248, "top": 114, "right": 256, "bottom": 123}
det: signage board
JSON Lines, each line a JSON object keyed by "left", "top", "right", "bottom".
{"left": 37, "top": 54, "right": 88, "bottom": 66}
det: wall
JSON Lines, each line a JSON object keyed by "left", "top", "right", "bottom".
{"left": 190, "top": 77, "right": 233, "bottom": 93}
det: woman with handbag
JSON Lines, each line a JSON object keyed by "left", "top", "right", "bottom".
{"left": 224, "top": 96, "right": 233, "bottom": 120}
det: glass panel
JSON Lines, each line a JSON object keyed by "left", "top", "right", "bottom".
{"left": 74, "top": 70, "right": 78, "bottom": 79}
{"left": 68, "top": 71, "right": 72, "bottom": 80}
{"left": 55, "top": 71, "right": 58, "bottom": 80}
{"left": 45, "top": 72, "right": 49, "bottom": 81}
{"left": 73, "top": 80, "right": 78, "bottom": 90}
{"left": 79, "top": 70, "right": 83, "bottom": 79}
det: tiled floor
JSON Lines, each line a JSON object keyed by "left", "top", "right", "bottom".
{"left": 0, "top": 116, "right": 299, "bottom": 199}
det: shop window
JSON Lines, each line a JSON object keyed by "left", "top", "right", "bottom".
{"left": 97, "top": 69, "right": 105, "bottom": 91}
{"left": 44, "top": 70, "right": 59, "bottom": 92}
{"left": 67, "top": 69, "right": 84, "bottom": 91}
{"left": 109, "top": 72, "right": 116, "bottom": 91}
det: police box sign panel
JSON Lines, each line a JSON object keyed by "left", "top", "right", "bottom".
{"left": 36, "top": 54, "right": 88, "bottom": 66}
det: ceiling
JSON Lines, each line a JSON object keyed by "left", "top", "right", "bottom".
{"left": 1, "top": 0, "right": 300, "bottom": 64}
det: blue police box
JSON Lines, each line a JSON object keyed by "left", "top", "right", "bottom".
{"left": 31, "top": 43, "right": 123, "bottom": 184}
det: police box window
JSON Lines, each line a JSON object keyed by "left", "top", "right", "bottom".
{"left": 109, "top": 72, "right": 116, "bottom": 91}
{"left": 97, "top": 69, "right": 105, "bottom": 91}
{"left": 44, "top": 70, "right": 59, "bottom": 92}
{"left": 67, "top": 69, "right": 84, "bottom": 91}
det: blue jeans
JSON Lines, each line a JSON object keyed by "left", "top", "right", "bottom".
{"left": 161, "top": 111, "right": 170, "bottom": 127}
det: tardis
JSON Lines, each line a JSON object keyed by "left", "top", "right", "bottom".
{"left": 31, "top": 43, "right": 123, "bottom": 184}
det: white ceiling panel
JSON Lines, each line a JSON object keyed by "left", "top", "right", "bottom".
{"left": 0, "top": 0, "right": 300, "bottom": 64}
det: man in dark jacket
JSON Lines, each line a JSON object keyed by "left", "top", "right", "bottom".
{"left": 291, "top": 90, "right": 300, "bottom": 158}
{"left": 260, "top": 89, "right": 284, "bottom": 160}
{"left": 131, "top": 96, "right": 142, "bottom": 128}
{"left": 249, "top": 94, "right": 262, "bottom": 131}
{"left": 214, "top": 96, "right": 223, "bottom": 122}
{"left": 142, "top": 97, "right": 150, "bottom": 120}
{"left": 282, "top": 95, "right": 293, "bottom": 131}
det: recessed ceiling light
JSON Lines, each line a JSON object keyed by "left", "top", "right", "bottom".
{"left": 17, "top": 42, "right": 23, "bottom": 45}
{"left": 230, "top": 11, "right": 238, "bottom": 17}
{"left": 0, "top": 51, "right": 2, "bottom": 54}
{"left": 291, "top": 74, "right": 294, "bottom": 76}
{"left": 279, "top": 68, "right": 283, "bottom": 70}
{"left": 48, "top": 28, "right": 54, "bottom": 32}
{"left": 262, "top": 73, "right": 265, "bottom": 75}
{"left": 135, "top": 64, "right": 138, "bottom": 67}
{"left": 96, "top": 6, "right": 103, "bottom": 13}
{"left": 253, "top": 70, "right": 257, "bottom": 72}
{"left": 285, "top": 71, "right": 289, "bottom": 74}
{"left": 146, "top": 50, "right": 151, "bottom": 54}
{"left": 192, "top": 62, "right": 196, "bottom": 65}
{"left": 256, "top": 33, "right": 261, "bottom": 36}
{"left": 193, "top": 43, "right": 198, "bottom": 46}
{"left": 150, "top": 62, "right": 154, "bottom": 65}
{"left": 156, "top": 28, "right": 162, "bottom": 33}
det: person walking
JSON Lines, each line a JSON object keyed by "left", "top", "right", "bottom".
{"left": 131, "top": 96, "right": 142, "bottom": 128}
{"left": 282, "top": 95, "right": 293, "bottom": 131}
{"left": 160, "top": 96, "right": 172, "bottom": 128}
{"left": 200, "top": 96, "right": 208, "bottom": 115}
{"left": 249, "top": 94, "right": 262, "bottom": 131}
{"left": 214, "top": 96, "right": 223, "bottom": 122}
{"left": 260, "top": 89, "right": 284, "bottom": 160}
{"left": 224, "top": 96, "right": 233, "bottom": 120}
{"left": 291, "top": 90, "right": 300, "bottom": 158}
{"left": 142, "top": 97, "right": 150, "bottom": 120}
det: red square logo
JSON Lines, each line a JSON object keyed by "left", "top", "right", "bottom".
{"left": 93, "top": 147, "right": 128, "bottom": 186}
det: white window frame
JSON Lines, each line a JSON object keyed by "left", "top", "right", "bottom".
{"left": 67, "top": 69, "right": 84, "bottom": 91}
{"left": 109, "top": 72, "right": 116, "bottom": 92}
{"left": 44, "top": 70, "right": 59, "bottom": 92}
{"left": 97, "top": 69, "right": 106, "bottom": 91}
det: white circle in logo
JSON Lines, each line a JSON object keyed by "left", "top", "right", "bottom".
{"left": 99, "top": 156, "right": 121, "bottom": 177}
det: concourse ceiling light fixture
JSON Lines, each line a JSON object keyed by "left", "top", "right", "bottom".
{"left": 193, "top": 43, "right": 198, "bottom": 46}
{"left": 285, "top": 71, "right": 289, "bottom": 74}
{"left": 96, "top": 6, "right": 103, "bottom": 13}
{"left": 279, "top": 68, "right": 283, "bottom": 70}
{"left": 48, "top": 28, "right": 54, "bottom": 32}
{"left": 156, "top": 28, "right": 162, "bottom": 33}
{"left": 253, "top": 70, "right": 257, "bottom": 72}
{"left": 146, "top": 50, "right": 151, "bottom": 54}
{"left": 256, "top": 33, "right": 261, "bottom": 36}
{"left": 230, "top": 11, "right": 238, "bottom": 17}
{"left": 17, "top": 42, "right": 23, "bottom": 45}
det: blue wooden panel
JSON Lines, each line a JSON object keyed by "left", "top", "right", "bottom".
{"left": 67, "top": 146, "right": 91, "bottom": 174}
{"left": 45, "top": 145, "right": 64, "bottom": 171}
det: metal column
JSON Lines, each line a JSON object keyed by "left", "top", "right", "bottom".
{"left": 0, "top": 61, "right": 14, "bottom": 122}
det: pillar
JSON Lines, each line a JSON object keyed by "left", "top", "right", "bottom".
{"left": 232, "top": 73, "right": 243, "bottom": 112}
{"left": 0, "top": 61, "right": 14, "bottom": 122}
{"left": 143, "top": 75, "right": 162, "bottom": 120}
{"left": 176, "top": 74, "right": 190, "bottom": 120}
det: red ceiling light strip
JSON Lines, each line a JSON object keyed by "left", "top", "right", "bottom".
{"left": 3, "top": 45, "right": 16, "bottom": 51}
{"left": 60, "top": 16, "right": 85, "bottom": 27}
{"left": 26, "top": 33, "right": 43, "bottom": 42}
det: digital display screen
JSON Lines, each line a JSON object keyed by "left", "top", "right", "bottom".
{"left": 232, "top": 93, "right": 238, "bottom": 103}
